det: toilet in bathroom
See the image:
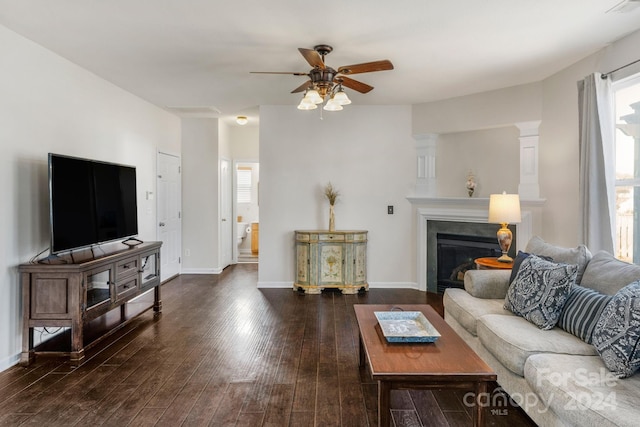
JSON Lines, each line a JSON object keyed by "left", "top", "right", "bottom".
{"left": 237, "top": 222, "right": 249, "bottom": 246}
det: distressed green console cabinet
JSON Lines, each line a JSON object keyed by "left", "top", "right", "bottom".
{"left": 294, "top": 230, "right": 368, "bottom": 294}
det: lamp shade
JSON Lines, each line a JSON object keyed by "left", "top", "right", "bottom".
{"left": 488, "top": 192, "right": 521, "bottom": 224}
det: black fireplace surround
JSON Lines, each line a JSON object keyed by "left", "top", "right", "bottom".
{"left": 427, "top": 220, "right": 516, "bottom": 294}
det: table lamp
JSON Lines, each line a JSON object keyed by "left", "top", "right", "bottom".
{"left": 488, "top": 192, "right": 521, "bottom": 262}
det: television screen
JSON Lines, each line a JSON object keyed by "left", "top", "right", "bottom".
{"left": 49, "top": 153, "right": 138, "bottom": 254}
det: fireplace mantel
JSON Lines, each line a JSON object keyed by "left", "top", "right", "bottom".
{"left": 406, "top": 196, "right": 546, "bottom": 208}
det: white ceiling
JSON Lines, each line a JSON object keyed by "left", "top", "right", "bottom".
{"left": 2, "top": 0, "right": 640, "bottom": 125}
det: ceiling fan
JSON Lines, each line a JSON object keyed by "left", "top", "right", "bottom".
{"left": 251, "top": 44, "right": 393, "bottom": 110}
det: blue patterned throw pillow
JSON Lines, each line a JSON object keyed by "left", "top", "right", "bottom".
{"left": 592, "top": 281, "right": 640, "bottom": 378}
{"left": 504, "top": 254, "right": 578, "bottom": 330}
{"left": 558, "top": 286, "right": 612, "bottom": 344}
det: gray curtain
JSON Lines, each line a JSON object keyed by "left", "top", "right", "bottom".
{"left": 578, "top": 73, "right": 615, "bottom": 253}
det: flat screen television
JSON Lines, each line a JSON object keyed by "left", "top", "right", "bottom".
{"left": 49, "top": 153, "right": 138, "bottom": 254}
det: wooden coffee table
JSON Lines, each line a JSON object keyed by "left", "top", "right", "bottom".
{"left": 354, "top": 304, "right": 496, "bottom": 427}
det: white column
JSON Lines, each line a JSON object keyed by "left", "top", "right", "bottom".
{"left": 516, "top": 121, "right": 541, "bottom": 199}
{"left": 414, "top": 134, "right": 438, "bottom": 197}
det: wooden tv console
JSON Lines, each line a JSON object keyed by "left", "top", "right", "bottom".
{"left": 19, "top": 241, "right": 162, "bottom": 366}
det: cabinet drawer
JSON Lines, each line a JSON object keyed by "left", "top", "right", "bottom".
{"left": 296, "top": 232, "right": 310, "bottom": 242}
{"left": 116, "top": 277, "right": 138, "bottom": 298}
{"left": 318, "top": 233, "right": 345, "bottom": 242}
{"left": 116, "top": 257, "right": 139, "bottom": 279}
{"left": 347, "top": 232, "right": 368, "bottom": 242}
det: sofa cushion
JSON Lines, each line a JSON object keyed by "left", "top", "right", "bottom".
{"left": 443, "top": 288, "right": 512, "bottom": 336}
{"left": 477, "top": 314, "right": 597, "bottom": 376}
{"left": 580, "top": 250, "right": 640, "bottom": 295}
{"left": 504, "top": 254, "right": 577, "bottom": 330}
{"left": 525, "top": 235, "right": 591, "bottom": 284}
{"left": 558, "top": 285, "right": 612, "bottom": 344}
{"left": 463, "top": 269, "right": 512, "bottom": 299}
{"left": 525, "top": 353, "right": 640, "bottom": 427}
{"left": 593, "top": 281, "right": 640, "bottom": 378}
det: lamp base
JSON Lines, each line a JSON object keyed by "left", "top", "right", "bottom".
{"left": 496, "top": 223, "right": 513, "bottom": 263}
{"left": 497, "top": 254, "right": 514, "bottom": 263}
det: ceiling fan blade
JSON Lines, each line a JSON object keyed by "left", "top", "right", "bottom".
{"left": 337, "top": 60, "right": 394, "bottom": 75}
{"left": 298, "top": 48, "right": 325, "bottom": 69}
{"left": 339, "top": 76, "right": 374, "bottom": 94}
{"left": 250, "top": 71, "right": 309, "bottom": 76}
{"left": 291, "top": 81, "right": 312, "bottom": 93}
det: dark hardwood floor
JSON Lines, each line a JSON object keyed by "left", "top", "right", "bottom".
{"left": 0, "top": 264, "right": 536, "bottom": 426}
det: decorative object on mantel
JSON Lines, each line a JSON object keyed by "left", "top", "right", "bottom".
{"left": 466, "top": 171, "right": 477, "bottom": 197}
{"left": 488, "top": 191, "right": 521, "bottom": 262}
{"left": 323, "top": 182, "right": 340, "bottom": 232}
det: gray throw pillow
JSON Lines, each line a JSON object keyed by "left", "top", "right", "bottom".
{"left": 504, "top": 254, "right": 578, "bottom": 330}
{"left": 593, "top": 281, "right": 640, "bottom": 378}
{"left": 580, "top": 251, "right": 640, "bottom": 295}
{"left": 558, "top": 286, "right": 612, "bottom": 344}
{"left": 525, "top": 236, "right": 591, "bottom": 284}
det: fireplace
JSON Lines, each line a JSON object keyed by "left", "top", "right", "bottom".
{"left": 426, "top": 219, "right": 516, "bottom": 293}
{"left": 436, "top": 233, "right": 501, "bottom": 293}
{"left": 408, "top": 201, "right": 536, "bottom": 293}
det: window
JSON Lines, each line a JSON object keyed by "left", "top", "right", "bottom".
{"left": 613, "top": 75, "right": 640, "bottom": 262}
{"left": 237, "top": 167, "right": 252, "bottom": 204}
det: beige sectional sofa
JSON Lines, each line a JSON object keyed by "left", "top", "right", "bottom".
{"left": 443, "top": 237, "right": 640, "bottom": 427}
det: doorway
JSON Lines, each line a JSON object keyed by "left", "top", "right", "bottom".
{"left": 157, "top": 151, "right": 182, "bottom": 281}
{"left": 235, "top": 161, "right": 259, "bottom": 263}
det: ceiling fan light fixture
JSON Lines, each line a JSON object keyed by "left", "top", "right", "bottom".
{"left": 236, "top": 115, "right": 248, "bottom": 125}
{"left": 333, "top": 89, "right": 351, "bottom": 105}
{"left": 298, "top": 97, "right": 318, "bottom": 110}
{"left": 323, "top": 98, "right": 343, "bottom": 111}
{"left": 304, "top": 89, "right": 323, "bottom": 104}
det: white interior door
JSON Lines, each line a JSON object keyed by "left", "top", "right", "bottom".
{"left": 157, "top": 152, "right": 181, "bottom": 281}
{"left": 220, "top": 158, "right": 233, "bottom": 269}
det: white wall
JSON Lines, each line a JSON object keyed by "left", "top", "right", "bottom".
{"left": 411, "top": 28, "right": 640, "bottom": 248}
{"left": 437, "top": 126, "right": 520, "bottom": 197}
{"left": 230, "top": 125, "right": 259, "bottom": 160}
{"left": 258, "top": 105, "right": 416, "bottom": 288}
{"left": 181, "top": 118, "right": 220, "bottom": 272}
{"left": 412, "top": 82, "right": 542, "bottom": 135}
{"left": 0, "top": 25, "right": 181, "bottom": 370}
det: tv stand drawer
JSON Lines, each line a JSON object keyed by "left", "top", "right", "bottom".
{"left": 116, "top": 277, "right": 138, "bottom": 299}
{"left": 116, "top": 256, "right": 139, "bottom": 279}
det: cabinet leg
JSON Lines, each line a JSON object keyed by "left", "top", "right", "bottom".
{"left": 21, "top": 327, "right": 34, "bottom": 366}
{"left": 20, "top": 351, "right": 34, "bottom": 367}
{"left": 69, "top": 349, "right": 85, "bottom": 366}
{"left": 71, "top": 323, "right": 84, "bottom": 366}
{"left": 153, "top": 286, "right": 162, "bottom": 312}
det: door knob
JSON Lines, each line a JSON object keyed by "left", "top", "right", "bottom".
{"left": 159, "top": 222, "right": 166, "bottom": 227}
{"left": 222, "top": 218, "right": 227, "bottom": 222}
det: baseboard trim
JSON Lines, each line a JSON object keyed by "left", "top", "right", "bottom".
{"left": 368, "top": 281, "right": 420, "bottom": 290}
{"left": 256, "top": 281, "right": 420, "bottom": 290}
{"left": 257, "top": 281, "right": 292, "bottom": 288}
{"left": 0, "top": 353, "right": 20, "bottom": 372}
{"left": 180, "top": 268, "right": 223, "bottom": 275}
